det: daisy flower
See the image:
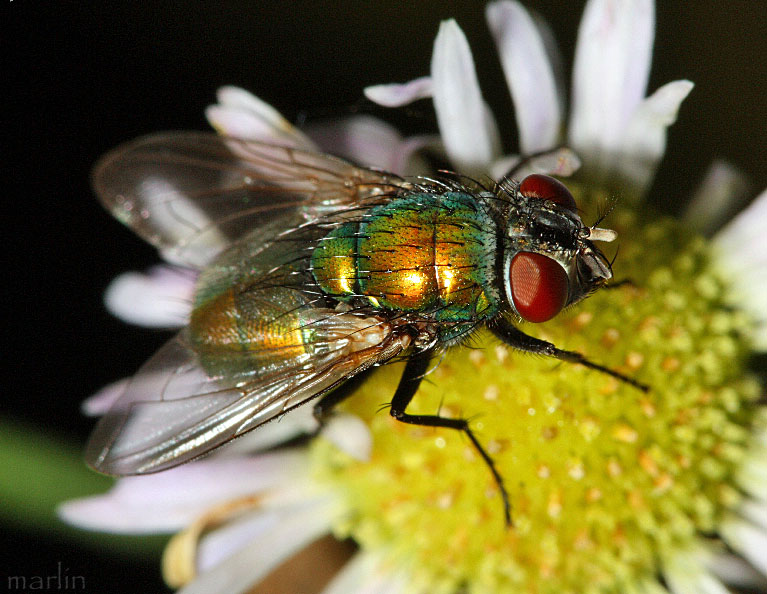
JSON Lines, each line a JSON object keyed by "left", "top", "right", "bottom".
{"left": 61, "top": 1, "right": 766, "bottom": 593}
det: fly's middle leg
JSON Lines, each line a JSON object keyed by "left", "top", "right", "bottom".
{"left": 389, "top": 352, "right": 513, "bottom": 526}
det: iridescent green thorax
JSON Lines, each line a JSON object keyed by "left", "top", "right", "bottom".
{"left": 311, "top": 192, "right": 500, "bottom": 336}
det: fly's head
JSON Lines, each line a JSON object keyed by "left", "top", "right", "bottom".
{"left": 499, "top": 174, "right": 617, "bottom": 323}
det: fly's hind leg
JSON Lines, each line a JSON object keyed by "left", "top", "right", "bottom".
{"left": 389, "top": 352, "right": 513, "bottom": 526}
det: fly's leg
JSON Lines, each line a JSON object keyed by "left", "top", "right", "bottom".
{"left": 389, "top": 352, "right": 513, "bottom": 526}
{"left": 491, "top": 318, "right": 649, "bottom": 392}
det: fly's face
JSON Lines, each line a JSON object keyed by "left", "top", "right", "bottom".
{"left": 501, "top": 174, "right": 617, "bottom": 323}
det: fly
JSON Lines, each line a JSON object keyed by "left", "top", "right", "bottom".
{"left": 86, "top": 132, "right": 648, "bottom": 525}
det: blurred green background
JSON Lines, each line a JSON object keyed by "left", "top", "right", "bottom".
{"left": 5, "top": 1, "right": 765, "bottom": 592}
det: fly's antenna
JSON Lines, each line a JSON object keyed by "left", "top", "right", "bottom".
{"left": 592, "top": 194, "right": 620, "bottom": 228}
{"left": 587, "top": 227, "right": 618, "bottom": 242}
{"left": 588, "top": 194, "right": 620, "bottom": 243}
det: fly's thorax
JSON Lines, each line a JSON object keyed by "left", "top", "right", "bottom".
{"left": 311, "top": 191, "right": 502, "bottom": 323}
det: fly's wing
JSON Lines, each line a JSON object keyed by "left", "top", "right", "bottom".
{"left": 86, "top": 313, "right": 408, "bottom": 476}
{"left": 92, "top": 132, "right": 406, "bottom": 268}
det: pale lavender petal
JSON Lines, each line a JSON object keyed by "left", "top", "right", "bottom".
{"left": 206, "top": 86, "right": 316, "bottom": 149}
{"left": 364, "top": 77, "right": 433, "bottom": 107}
{"left": 58, "top": 451, "right": 310, "bottom": 533}
{"left": 83, "top": 378, "right": 130, "bottom": 416}
{"left": 683, "top": 160, "right": 751, "bottom": 236}
{"left": 490, "top": 147, "right": 581, "bottom": 180}
{"left": 431, "top": 20, "right": 501, "bottom": 173}
{"left": 713, "top": 188, "right": 767, "bottom": 350}
{"left": 569, "top": 0, "right": 654, "bottom": 155}
{"left": 618, "top": 79, "right": 694, "bottom": 190}
{"left": 305, "top": 115, "right": 407, "bottom": 172}
{"left": 215, "top": 86, "right": 276, "bottom": 112}
{"left": 308, "top": 116, "right": 438, "bottom": 175}
{"left": 321, "top": 413, "right": 372, "bottom": 462}
{"left": 486, "top": 1, "right": 562, "bottom": 153}
{"left": 490, "top": 155, "right": 523, "bottom": 180}
{"left": 104, "top": 265, "right": 196, "bottom": 327}
{"left": 397, "top": 134, "right": 444, "bottom": 176}
{"left": 179, "top": 498, "right": 336, "bottom": 594}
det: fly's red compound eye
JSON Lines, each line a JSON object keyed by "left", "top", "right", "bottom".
{"left": 510, "top": 252, "right": 569, "bottom": 322}
{"left": 519, "top": 173, "right": 577, "bottom": 212}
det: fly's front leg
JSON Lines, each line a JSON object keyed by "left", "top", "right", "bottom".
{"left": 490, "top": 317, "right": 649, "bottom": 392}
{"left": 389, "top": 352, "right": 513, "bottom": 526}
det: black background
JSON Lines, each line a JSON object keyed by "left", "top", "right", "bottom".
{"left": 5, "top": 1, "right": 766, "bottom": 592}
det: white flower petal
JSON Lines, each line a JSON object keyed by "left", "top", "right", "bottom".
{"left": 490, "top": 155, "right": 523, "bottom": 180}
{"left": 683, "top": 160, "right": 751, "bottom": 236}
{"left": 569, "top": 0, "right": 654, "bottom": 155}
{"left": 215, "top": 86, "right": 279, "bottom": 113}
{"left": 396, "top": 134, "right": 444, "bottom": 176}
{"left": 104, "top": 265, "right": 196, "bottom": 327}
{"left": 713, "top": 188, "right": 767, "bottom": 350}
{"left": 179, "top": 499, "right": 336, "bottom": 594}
{"left": 738, "top": 498, "right": 767, "bottom": 532}
{"left": 719, "top": 511, "right": 767, "bottom": 577}
{"left": 486, "top": 1, "right": 562, "bottom": 153}
{"left": 735, "top": 452, "right": 767, "bottom": 503}
{"left": 321, "top": 413, "right": 372, "bottom": 462}
{"left": 431, "top": 19, "right": 501, "bottom": 173}
{"left": 58, "top": 451, "right": 310, "bottom": 533}
{"left": 196, "top": 508, "right": 282, "bottom": 573}
{"left": 618, "top": 79, "right": 694, "bottom": 189}
{"left": 663, "top": 548, "right": 731, "bottom": 594}
{"left": 734, "top": 410, "right": 767, "bottom": 503}
{"left": 83, "top": 378, "right": 130, "bottom": 416}
{"left": 321, "top": 551, "right": 413, "bottom": 594}
{"left": 527, "top": 7, "right": 567, "bottom": 118}
{"left": 364, "top": 77, "right": 433, "bottom": 108}
{"left": 206, "top": 86, "right": 315, "bottom": 149}
{"left": 490, "top": 147, "right": 582, "bottom": 180}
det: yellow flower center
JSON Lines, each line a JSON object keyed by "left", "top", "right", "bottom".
{"left": 311, "top": 205, "right": 760, "bottom": 593}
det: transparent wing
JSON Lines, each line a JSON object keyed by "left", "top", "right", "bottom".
{"left": 92, "top": 132, "right": 406, "bottom": 268}
{"left": 85, "top": 314, "right": 408, "bottom": 476}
